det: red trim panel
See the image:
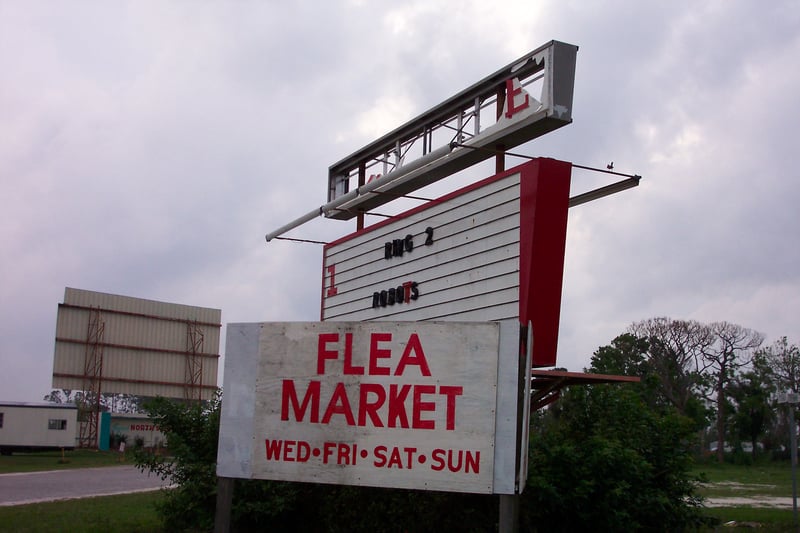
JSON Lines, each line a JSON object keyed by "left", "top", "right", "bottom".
{"left": 519, "top": 158, "right": 571, "bottom": 367}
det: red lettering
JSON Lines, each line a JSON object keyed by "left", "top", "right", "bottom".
{"left": 439, "top": 385, "right": 463, "bottom": 430}
{"left": 403, "top": 447, "right": 417, "bottom": 469}
{"left": 412, "top": 384, "right": 436, "bottom": 429}
{"left": 283, "top": 440, "right": 296, "bottom": 462}
{"left": 387, "top": 447, "right": 403, "bottom": 468}
{"left": 448, "top": 449, "right": 463, "bottom": 472}
{"left": 323, "top": 441, "right": 337, "bottom": 464}
{"left": 402, "top": 281, "right": 414, "bottom": 302}
{"left": 317, "top": 333, "right": 339, "bottom": 374}
{"left": 369, "top": 333, "right": 392, "bottom": 375}
{"left": 374, "top": 445, "right": 387, "bottom": 467}
{"left": 431, "top": 449, "right": 445, "bottom": 471}
{"left": 427, "top": 449, "right": 479, "bottom": 473}
{"left": 281, "top": 380, "right": 320, "bottom": 422}
{"left": 321, "top": 382, "right": 355, "bottom": 425}
{"left": 297, "top": 441, "right": 311, "bottom": 462}
{"left": 358, "top": 383, "right": 386, "bottom": 427}
{"left": 326, "top": 264, "right": 338, "bottom": 297}
{"left": 337, "top": 443, "right": 352, "bottom": 465}
{"left": 265, "top": 439, "right": 282, "bottom": 460}
{"left": 505, "top": 78, "right": 530, "bottom": 118}
{"left": 394, "top": 333, "right": 431, "bottom": 376}
{"left": 282, "top": 381, "right": 462, "bottom": 431}
{"left": 343, "top": 333, "right": 364, "bottom": 375}
{"left": 387, "top": 384, "right": 411, "bottom": 428}
{"left": 465, "top": 450, "right": 480, "bottom": 473}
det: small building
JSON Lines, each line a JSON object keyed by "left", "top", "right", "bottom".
{"left": 0, "top": 402, "right": 78, "bottom": 455}
{"left": 107, "top": 413, "right": 166, "bottom": 449}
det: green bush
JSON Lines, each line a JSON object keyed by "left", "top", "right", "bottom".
{"left": 521, "top": 366, "right": 714, "bottom": 531}
{"left": 136, "top": 379, "right": 711, "bottom": 531}
{"left": 134, "top": 395, "right": 221, "bottom": 531}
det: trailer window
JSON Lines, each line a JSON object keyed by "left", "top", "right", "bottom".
{"left": 0, "top": 412, "right": 4, "bottom": 428}
{"left": 48, "top": 419, "right": 67, "bottom": 430}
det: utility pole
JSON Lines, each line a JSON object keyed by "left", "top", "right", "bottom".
{"left": 777, "top": 391, "right": 799, "bottom": 528}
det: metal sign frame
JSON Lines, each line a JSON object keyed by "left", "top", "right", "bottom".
{"left": 325, "top": 40, "right": 578, "bottom": 220}
{"left": 216, "top": 320, "right": 528, "bottom": 495}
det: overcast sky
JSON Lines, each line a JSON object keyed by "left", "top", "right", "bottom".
{"left": 2, "top": 1, "right": 799, "bottom": 402}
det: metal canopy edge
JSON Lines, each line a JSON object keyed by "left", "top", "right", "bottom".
{"left": 530, "top": 369, "right": 640, "bottom": 411}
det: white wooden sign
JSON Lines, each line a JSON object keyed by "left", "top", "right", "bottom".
{"left": 218, "top": 321, "right": 508, "bottom": 494}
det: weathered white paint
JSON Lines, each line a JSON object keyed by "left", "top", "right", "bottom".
{"left": 0, "top": 403, "right": 78, "bottom": 451}
{"left": 322, "top": 172, "right": 522, "bottom": 323}
{"left": 218, "top": 321, "right": 502, "bottom": 494}
{"left": 109, "top": 414, "right": 166, "bottom": 448}
{"left": 217, "top": 322, "right": 260, "bottom": 479}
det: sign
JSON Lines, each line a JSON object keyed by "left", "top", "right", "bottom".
{"left": 52, "top": 288, "right": 221, "bottom": 400}
{"left": 217, "top": 321, "right": 516, "bottom": 494}
{"left": 325, "top": 40, "right": 578, "bottom": 220}
{"left": 321, "top": 158, "right": 571, "bottom": 367}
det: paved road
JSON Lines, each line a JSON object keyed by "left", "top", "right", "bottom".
{"left": 0, "top": 465, "right": 171, "bottom": 506}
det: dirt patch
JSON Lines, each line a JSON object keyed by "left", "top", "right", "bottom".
{"left": 710, "top": 481, "right": 777, "bottom": 490}
{"left": 705, "top": 496, "right": 795, "bottom": 509}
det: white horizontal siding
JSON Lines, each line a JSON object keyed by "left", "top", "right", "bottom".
{"left": 323, "top": 172, "right": 522, "bottom": 323}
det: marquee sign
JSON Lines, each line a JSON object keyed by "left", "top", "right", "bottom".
{"left": 321, "top": 158, "right": 571, "bottom": 367}
{"left": 216, "top": 321, "right": 530, "bottom": 494}
{"left": 324, "top": 40, "right": 578, "bottom": 221}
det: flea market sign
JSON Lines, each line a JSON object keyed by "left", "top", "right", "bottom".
{"left": 217, "top": 321, "right": 502, "bottom": 494}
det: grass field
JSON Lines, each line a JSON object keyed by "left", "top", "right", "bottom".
{"left": 0, "top": 451, "right": 166, "bottom": 532}
{"left": 3, "top": 456, "right": 800, "bottom": 531}
{"left": 694, "top": 461, "right": 799, "bottom": 531}
{"left": 0, "top": 491, "right": 165, "bottom": 533}
{"left": 0, "top": 449, "right": 127, "bottom": 474}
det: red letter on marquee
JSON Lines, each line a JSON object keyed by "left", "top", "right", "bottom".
{"left": 505, "top": 78, "right": 530, "bottom": 119}
{"left": 326, "top": 264, "right": 338, "bottom": 297}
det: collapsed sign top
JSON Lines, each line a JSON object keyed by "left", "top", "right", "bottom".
{"left": 325, "top": 40, "right": 578, "bottom": 220}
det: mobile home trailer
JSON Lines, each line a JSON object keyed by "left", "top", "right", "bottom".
{"left": 0, "top": 402, "right": 78, "bottom": 455}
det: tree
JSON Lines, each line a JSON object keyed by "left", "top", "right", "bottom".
{"left": 628, "top": 318, "right": 713, "bottom": 429}
{"left": 43, "top": 389, "right": 74, "bottom": 403}
{"left": 101, "top": 393, "right": 144, "bottom": 413}
{"left": 522, "top": 335, "right": 711, "bottom": 531}
{"left": 628, "top": 318, "right": 713, "bottom": 414}
{"left": 134, "top": 394, "right": 224, "bottom": 531}
{"left": 760, "top": 337, "right": 800, "bottom": 393}
{"left": 729, "top": 353, "right": 775, "bottom": 460}
{"left": 701, "top": 322, "right": 764, "bottom": 462}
